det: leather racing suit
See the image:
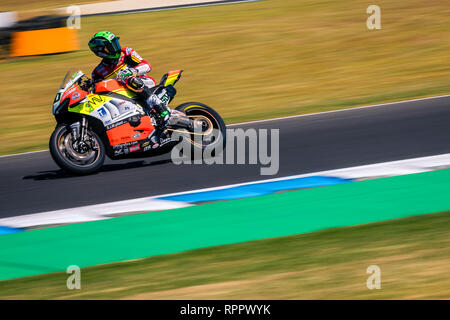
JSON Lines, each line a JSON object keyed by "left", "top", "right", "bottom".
{"left": 92, "top": 47, "right": 171, "bottom": 145}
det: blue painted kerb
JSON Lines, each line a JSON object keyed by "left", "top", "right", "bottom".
{"left": 159, "top": 176, "right": 353, "bottom": 203}
{"left": 0, "top": 226, "right": 24, "bottom": 235}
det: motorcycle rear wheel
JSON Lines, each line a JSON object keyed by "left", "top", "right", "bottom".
{"left": 49, "top": 124, "right": 105, "bottom": 175}
{"left": 175, "top": 102, "right": 226, "bottom": 157}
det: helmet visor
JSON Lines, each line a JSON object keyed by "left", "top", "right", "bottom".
{"left": 88, "top": 38, "right": 108, "bottom": 57}
{"left": 89, "top": 36, "right": 121, "bottom": 59}
{"left": 111, "top": 38, "right": 121, "bottom": 52}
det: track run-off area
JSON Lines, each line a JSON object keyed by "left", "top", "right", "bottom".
{"left": 0, "top": 95, "right": 450, "bottom": 280}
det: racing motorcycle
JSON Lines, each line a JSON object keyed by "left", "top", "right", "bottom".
{"left": 50, "top": 69, "right": 226, "bottom": 174}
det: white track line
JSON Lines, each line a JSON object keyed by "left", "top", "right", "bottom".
{"left": 151, "top": 153, "right": 450, "bottom": 198}
{"left": 0, "top": 198, "right": 191, "bottom": 229}
{"left": 54, "top": 0, "right": 260, "bottom": 16}
{"left": 104, "top": 0, "right": 262, "bottom": 16}
{"left": 1, "top": 93, "right": 449, "bottom": 159}
{"left": 227, "top": 93, "right": 450, "bottom": 127}
{"left": 2, "top": 153, "right": 450, "bottom": 229}
{"left": 0, "top": 149, "right": 48, "bottom": 159}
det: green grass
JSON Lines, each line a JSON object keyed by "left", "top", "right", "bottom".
{"left": 1, "top": 0, "right": 450, "bottom": 155}
{"left": 0, "top": 211, "right": 449, "bottom": 299}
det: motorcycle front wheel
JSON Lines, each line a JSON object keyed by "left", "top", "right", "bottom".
{"left": 49, "top": 124, "right": 105, "bottom": 175}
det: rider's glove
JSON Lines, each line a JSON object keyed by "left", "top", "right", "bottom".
{"left": 149, "top": 94, "right": 163, "bottom": 106}
{"left": 116, "top": 68, "right": 137, "bottom": 83}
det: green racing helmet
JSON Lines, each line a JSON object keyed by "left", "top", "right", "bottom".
{"left": 88, "top": 31, "right": 121, "bottom": 59}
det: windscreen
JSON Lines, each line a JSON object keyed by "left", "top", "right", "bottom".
{"left": 59, "top": 70, "right": 85, "bottom": 91}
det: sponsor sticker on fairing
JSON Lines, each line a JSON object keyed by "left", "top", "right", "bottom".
{"left": 112, "top": 141, "right": 138, "bottom": 149}
{"left": 106, "top": 120, "right": 126, "bottom": 130}
{"left": 129, "top": 145, "right": 141, "bottom": 153}
{"left": 160, "top": 137, "right": 171, "bottom": 146}
{"left": 71, "top": 92, "right": 81, "bottom": 100}
{"left": 97, "top": 107, "right": 107, "bottom": 117}
{"left": 114, "top": 148, "right": 124, "bottom": 156}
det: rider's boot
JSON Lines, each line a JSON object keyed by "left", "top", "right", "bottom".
{"left": 146, "top": 93, "right": 171, "bottom": 148}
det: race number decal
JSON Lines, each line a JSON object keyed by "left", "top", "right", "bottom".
{"left": 87, "top": 94, "right": 106, "bottom": 109}
{"left": 69, "top": 94, "right": 112, "bottom": 115}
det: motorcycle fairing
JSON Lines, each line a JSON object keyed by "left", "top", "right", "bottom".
{"left": 67, "top": 79, "right": 138, "bottom": 121}
{"left": 69, "top": 93, "right": 113, "bottom": 116}
{"left": 106, "top": 115, "right": 155, "bottom": 146}
{"left": 60, "top": 86, "right": 88, "bottom": 107}
{"left": 94, "top": 79, "right": 136, "bottom": 99}
{"left": 68, "top": 91, "right": 146, "bottom": 126}
{"left": 161, "top": 70, "right": 183, "bottom": 87}
{"left": 94, "top": 78, "right": 155, "bottom": 100}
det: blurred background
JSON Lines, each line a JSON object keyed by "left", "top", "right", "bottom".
{"left": 0, "top": 0, "right": 449, "bottom": 156}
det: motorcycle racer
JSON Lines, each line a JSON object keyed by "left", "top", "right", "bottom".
{"left": 88, "top": 30, "right": 172, "bottom": 145}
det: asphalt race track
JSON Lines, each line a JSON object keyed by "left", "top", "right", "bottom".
{"left": 1, "top": 96, "right": 450, "bottom": 218}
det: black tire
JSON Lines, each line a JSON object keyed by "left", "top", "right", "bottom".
{"left": 175, "top": 102, "right": 227, "bottom": 158}
{"left": 49, "top": 124, "right": 105, "bottom": 175}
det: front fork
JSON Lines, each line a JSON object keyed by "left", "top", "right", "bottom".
{"left": 80, "top": 116, "right": 88, "bottom": 142}
{"left": 70, "top": 116, "right": 94, "bottom": 152}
